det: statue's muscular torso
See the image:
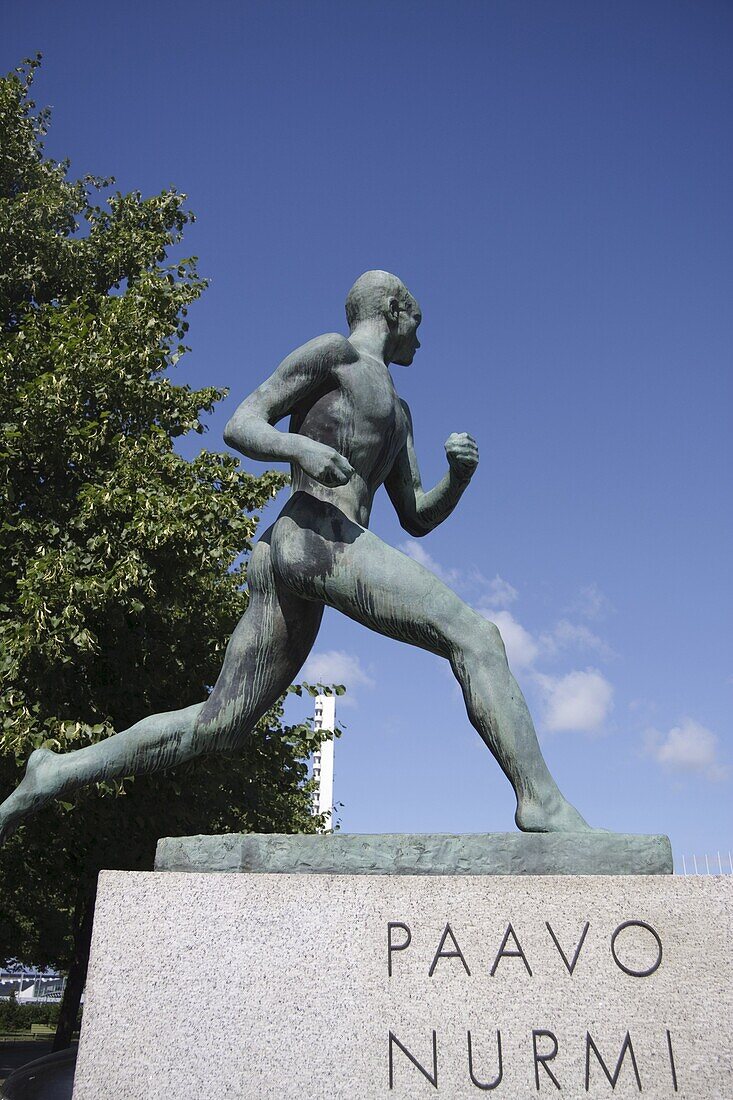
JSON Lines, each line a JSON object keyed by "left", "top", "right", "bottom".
{"left": 285, "top": 334, "right": 410, "bottom": 527}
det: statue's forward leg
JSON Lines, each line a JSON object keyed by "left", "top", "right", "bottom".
{"left": 273, "top": 500, "right": 591, "bottom": 832}
{"left": 0, "top": 534, "right": 323, "bottom": 842}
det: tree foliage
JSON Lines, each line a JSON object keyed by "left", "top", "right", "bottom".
{"left": 0, "top": 997, "right": 66, "bottom": 1033}
{"left": 0, "top": 57, "right": 335, "bottom": 997}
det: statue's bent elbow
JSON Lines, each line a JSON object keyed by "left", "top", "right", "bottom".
{"left": 222, "top": 420, "right": 236, "bottom": 448}
{"left": 223, "top": 417, "right": 246, "bottom": 453}
{"left": 400, "top": 515, "right": 430, "bottom": 539}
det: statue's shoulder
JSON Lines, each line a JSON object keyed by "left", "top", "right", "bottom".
{"left": 297, "top": 332, "right": 358, "bottom": 367}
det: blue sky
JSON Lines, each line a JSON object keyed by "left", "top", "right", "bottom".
{"left": 7, "top": 1, "right": 732, "bottom": 866}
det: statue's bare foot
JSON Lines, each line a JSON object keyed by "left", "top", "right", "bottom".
{"left": 0, "top": 747, "right": 58, "bottom": 845}
{"left": 515, "top": 789, "right": 598, "bottom": 833}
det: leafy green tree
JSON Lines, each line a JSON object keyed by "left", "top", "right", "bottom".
{"left": 0, "top": 57, "right": 338, "bottom": 1050}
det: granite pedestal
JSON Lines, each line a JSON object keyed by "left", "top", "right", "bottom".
{"left": 71, "top": 834, "right": 732, "bottom": 1099}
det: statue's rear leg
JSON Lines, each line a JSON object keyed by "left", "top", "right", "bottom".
{"left": 0, "top": 535, "right": 323, "bottom": 842}
{"left": 273, "top": 499, "right": 592, "bottom": 832}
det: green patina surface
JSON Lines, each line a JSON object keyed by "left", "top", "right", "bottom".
{"left": 2, "top": 273, "right": 658, "bottom": 853}
{"left": 155, "top": 831, "right": 674, "bottom": 876}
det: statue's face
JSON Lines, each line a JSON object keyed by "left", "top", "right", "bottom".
{"left": 391, "top": 296, "right": 422, "bottom": 366}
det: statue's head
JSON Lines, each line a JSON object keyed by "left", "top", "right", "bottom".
{"left": 345, "top": 270, "right": 421, "bottom": 366}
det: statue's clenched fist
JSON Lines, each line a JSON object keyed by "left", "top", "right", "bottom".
{"left": 445, "top": 432, "right": 479, "bottom": 479}
{"left": 297, "top": 437, "right": 355, "bottom": 487}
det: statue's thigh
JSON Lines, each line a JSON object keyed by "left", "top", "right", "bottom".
{"left": 274, "top": 517, "right": 473, "bottom": 658}
{"left": 200, "top": 538, "right": 323, "bottom": 734}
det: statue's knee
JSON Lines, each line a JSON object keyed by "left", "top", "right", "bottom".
{"left": 481, "top": 618, "right": 506, "bottom": 655}
{"left": 194, "top": 708, "right": 243, "bottom": 753}
{"left": 456, "top": 614, "right": 506, "bottom": 663}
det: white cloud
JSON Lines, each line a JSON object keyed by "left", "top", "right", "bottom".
{"left": 479, "top": 601, "right": 612, "bottom": 676}
{"left": 397, "top": 547, "right": 617, "bottom": 728}
{"left": 645, "top": 718, "right": 728, "bottom": 782}
{"left": 540, "top": 619, "right": 615, "bottom": 661}
{"left": 398, "top": 540, "right": 463, "bottom": 586}
{"left": 628, "top": 698, "right": 658, "bottom": 719}
{"left": 480, "top": 608, "right": 539, "bottom": 670}
{"left": 535, "top": 668, "right": 614, "bottom": 734}
{"left": 399, "top": 545, "right": 520, "bottom": 612}
{"left": 301, "top": 650, "right": 374, "bottom": 706}
{"left": 483, "top": 574, "right": 518, "bottom": 608}
{"left": 570, "top": 583, "right": 614, "bottom": 621}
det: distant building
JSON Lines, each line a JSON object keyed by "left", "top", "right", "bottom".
{"left": 0, "top": 968, "right": 65, "bottom": 1002}
{"left": 311, "top": 694, "right": 336, "bottom": 828}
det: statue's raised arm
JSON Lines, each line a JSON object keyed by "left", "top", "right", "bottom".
{"left": 386, "top": 400, "right": 479, "bottom": 536}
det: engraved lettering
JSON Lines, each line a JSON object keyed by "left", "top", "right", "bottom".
{"left": 610, "top": 920, "right": 663, "bottom": 977}
{"left": 387, "top": 921, "right": 411, "bottom": 978}
{"left": 532, "top": 1029, "right": 561, "bottom": 1090}
{"left": 666, "top": 1030, "right": 679, "bottom": 1092}
{"left": 490, "top": 923, "right": 533, "bottom": 976}
{"left": 429, "top": 923, "right": 471, "bottom": 977}
{"left": 545, "top": 920, "right": 590, "bottom": 975}
{"left": 585, "top": 1031, "right": 642, "bottom": 1091}
{"left": 467, "top": 1030, "right": 503, "bottom": 1090}
{"left": 388, "top": 1030, "right": 438, "bottom": 1090}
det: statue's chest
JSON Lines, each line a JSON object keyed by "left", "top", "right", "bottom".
{"left": 299, "top": 362, "right": 409, "bottom": 484}
{"left": 336, "top": 364, "right": 406, "bottom": 446}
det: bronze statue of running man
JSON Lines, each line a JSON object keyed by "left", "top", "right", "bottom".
{"left": 0, "top": 271, "right": 593, "bottom": 841}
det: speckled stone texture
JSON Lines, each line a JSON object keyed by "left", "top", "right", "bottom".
{"left": 154, "top": 830, "right": 674, "bottom": 875}
{"left": 73, "top": 873, "right": 731, "bottom": 1099}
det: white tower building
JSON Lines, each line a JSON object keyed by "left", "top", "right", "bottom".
{"left": 311, "top": 693, "right": 336, "bottom": 827}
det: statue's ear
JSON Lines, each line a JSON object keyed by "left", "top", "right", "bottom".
{"left": 387, "top": 297, "right": 400, "bottom": 326}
